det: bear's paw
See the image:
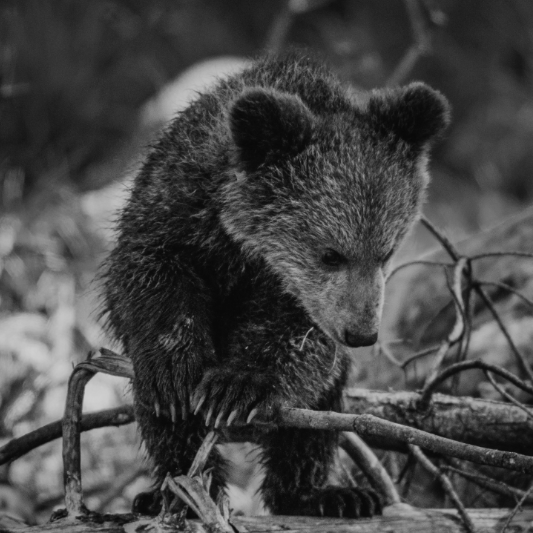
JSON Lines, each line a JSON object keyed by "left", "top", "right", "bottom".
{"left": 305, "top": 486, "right": 382, "bottom": 518}
{"left": 191, "top": 367, "right": 279, "bottom": 428}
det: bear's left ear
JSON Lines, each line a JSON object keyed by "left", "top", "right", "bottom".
{"left": 229, "top": 88, "right": 314, "bottom": 171}
{"left": 368, "top": 82, "right": 451, "bottom": 148}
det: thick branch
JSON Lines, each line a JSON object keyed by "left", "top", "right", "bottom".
{"left": 344, "top": 388, "right": 533, "bottom": 455}
{"left": 0, "top": 406, "right": 134, "bottom": 465}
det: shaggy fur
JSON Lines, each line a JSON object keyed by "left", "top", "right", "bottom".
{"left": 100, "top": 51, "right": 450, "bottom": 518}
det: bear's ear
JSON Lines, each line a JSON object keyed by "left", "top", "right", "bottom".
{"left": 368, "top": 82, "right": 451, "bottom": 148}
{"left": 229, "top": 88, "right": 314, "bottom": 171}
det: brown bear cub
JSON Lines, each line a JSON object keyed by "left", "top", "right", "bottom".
{"left": 100, "top": 51, "right": 450, "bottom": 517}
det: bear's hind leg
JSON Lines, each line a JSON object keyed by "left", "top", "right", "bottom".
{"left": 259, "top": 426, "right": 381, "bottom": 518}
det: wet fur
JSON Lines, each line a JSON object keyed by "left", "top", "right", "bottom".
{"left": 100, "top": 51, "right": 449, "bottom": 517}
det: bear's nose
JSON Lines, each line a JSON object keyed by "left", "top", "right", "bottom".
{"left": 344, "top": 331, "right": 378, "bottom": 348}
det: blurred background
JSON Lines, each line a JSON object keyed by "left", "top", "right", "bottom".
{"left": 1, "top": 0, "right": 533, "bottom": 524}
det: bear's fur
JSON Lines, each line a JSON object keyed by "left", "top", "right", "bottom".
{"left": 100, "top": 51, "right": 450, "bottom": 517}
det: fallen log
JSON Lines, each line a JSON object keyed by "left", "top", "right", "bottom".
{"left": 1, "top": 507, "right": 533, "bottom": 533}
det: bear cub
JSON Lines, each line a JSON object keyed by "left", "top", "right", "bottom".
{"left": 100, "top": 52, "right": 450, "bottom": 518}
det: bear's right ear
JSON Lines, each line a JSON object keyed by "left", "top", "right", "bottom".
{"left": 368, "top": 82, "right": 451, "bottom": 149}
{"left": 229, "top": 88, "right": 314, "bottom": 171}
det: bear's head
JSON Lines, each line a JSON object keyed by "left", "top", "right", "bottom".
{"left": 221, "top": 82, "right": 450, "bottom": 348}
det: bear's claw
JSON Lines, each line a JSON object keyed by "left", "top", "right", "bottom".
{"left": 192, "top": 367, "right": 277, "bottom": 427}
{"left": 308, "top": 486, "right": 382, "bottom": 518}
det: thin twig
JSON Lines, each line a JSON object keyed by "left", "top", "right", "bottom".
{"left": 419, "top": 216, "right": 533, "bottom": 384}
{"left": 0, "top": 405, "right": 134, "bottom": 466}
{"left": 378, "top": 341, "right": 404, "bottom": 367}
{"left": 401, "top": 345, "right": 440, "bottom": 369}
{"left": 386, "top": 0, "right": 433, "bottom": 86}
{"left": 340, "top": 431, "right": 401, "bottom": 506}
{"left": 472, "top": 282, "right": 533, "bottom": 383}
{"left": 477, "top": 280, "right": 533, "bottom": 309}
{"left": 500, "top": 482, "right": 533, "bottom": 533}
{"left": 387, "top": 259, "right": 454, "bottom": 281}
{"left": 445, "top": 460, "right": 533, "bottom": 505}
{"left": 409, "top": 445, "right": 476, "bottom": 533}
{"left": 419, "top": 359, "right": 533, "bottom": 408}
{"left": 484, "top": 371, "right": 533, "bottom": 420}
{"left": 420, "top": 216, "right": 459, "bottom": 261}
{"left": 421, "top": 259, "right": 468, "bottom": 395}
{"left": 470, "top": 251, "right": 533, "bottom": 261}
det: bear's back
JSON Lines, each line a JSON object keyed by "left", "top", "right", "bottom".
{"left": 162, "top": 52, "right": 353, "bottom": 157}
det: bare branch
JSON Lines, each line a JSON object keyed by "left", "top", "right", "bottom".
{"left": 0, "top": 405, "right": 134, "bottom": 466}
{"left": 477, "top": 280, "right": 533, "bottom": 309}
{"left": 473, "top": 282, "right": 533, "bottom": 382}
{"left": 401, "top": 345, "right": 440, "bottom": 369}
{"left": 501, "top": 483, "right": 533, "bottom": 533}
{"left": 484, "top": 371, "right": 533, "bottom": 420}
{"left": 386, "top": 0, "right": 439, "bottom": 86}
{"left": 387, "top": 259, "right": 454, "bottom": 282}
{"left": 419, "top": 359, "right": 533, "bottom": 408}
{"left": 421, "top": 258, "right": 468, "bottom": 395}
{"left": 409, "top": 445, "right": 476, "bottom": 533}
{"left": 471, "top": 251, "right": 533, "bottom": 260}
{"left": 340, "top": 431, "right": 401, "bottom": 506}
{"left": 444, "top": 460, "right": 533, "bottom": 505}
{"left": 278, "top": 408, "right": 533, "bottom": 475}
{"left": 420, "top": 216, "right": 460, "bottom": 261}
{"left": 344, "top": 388, "right": 533, "bottom": 456}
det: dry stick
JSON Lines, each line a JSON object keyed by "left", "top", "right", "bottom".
{"left": 344, "top": 388, "right": 533, "bottom": 455}
{"left": 61, "top": 350, "right": 136, "bottom": 518}
{"left": 484, "top": 371, "right": 533, "bottom": 421}
{"left": 500, "top": 483, "right": 533, "bottom": 533}
{"left": 279, "top": 409, "right": 533, "bottom": 475}
{"left": 409, "top": 444, "right": 476, "bottom": 533}
{"left": 160, "top": 431, "right": 219, "bottom": 517}
{"left": 477, "top": 279, "right": 533, "bottom": 309}
{"left": 420, "top": 216, "right": 533, "bottom": 385}
{"left": 340, "top": 431, "right": 401, "bottom": 506}
{"left": 387, "top": 259, "right": 454, "bottom": 281}
{"left": 401, "top": 345, "right": 440, "bottom": 369}
{"left": 444, "top": 460, "right": 533, "bottom": 505}
{"left": 420, "top": 216, "right": 459, "bottom": 260}
{"left": 163, "top": 475, "right": 233, "bottom": 533}
{"left": 458, "top": 283, "right": 473, "bottom": 364}
{"left": 0, "top": 405, "right": 134, "bottom": 466}
{"left": 62, "top": 363, "right": 95, "bottom": 517}
{"left": 471, "top": 251, "right": 533, "bottom": 260}
{"left": 378, "top": 341, "right": 404, "bottom": 367}
{"left": 188, "top": 431, "right": 219, "bottom": 478}
{"left": 387, "top": 0, "right": 433, "bottom": 86}
{"left": 420, "top": 359, "right": 533, "bottom": 408}
{"left": 473, "top": 282, "right": 533, "bottom": 383}
{"left": 421, "top": 258, "right": 468, "bottom": 391}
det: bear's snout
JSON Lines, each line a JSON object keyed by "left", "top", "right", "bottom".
{"left": 343, "top": 330, "right": 378, "bottom": 348}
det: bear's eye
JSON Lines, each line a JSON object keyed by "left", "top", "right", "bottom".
{"left": 321, "top": 249, "right": 347, "bottom": 268}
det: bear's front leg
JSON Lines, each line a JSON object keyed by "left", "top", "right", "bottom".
{"left": 104, "top": 247, "right": 218, "bottom": 420}
{"left": 103, "top": 250, "right": 223, "bottom": 497}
